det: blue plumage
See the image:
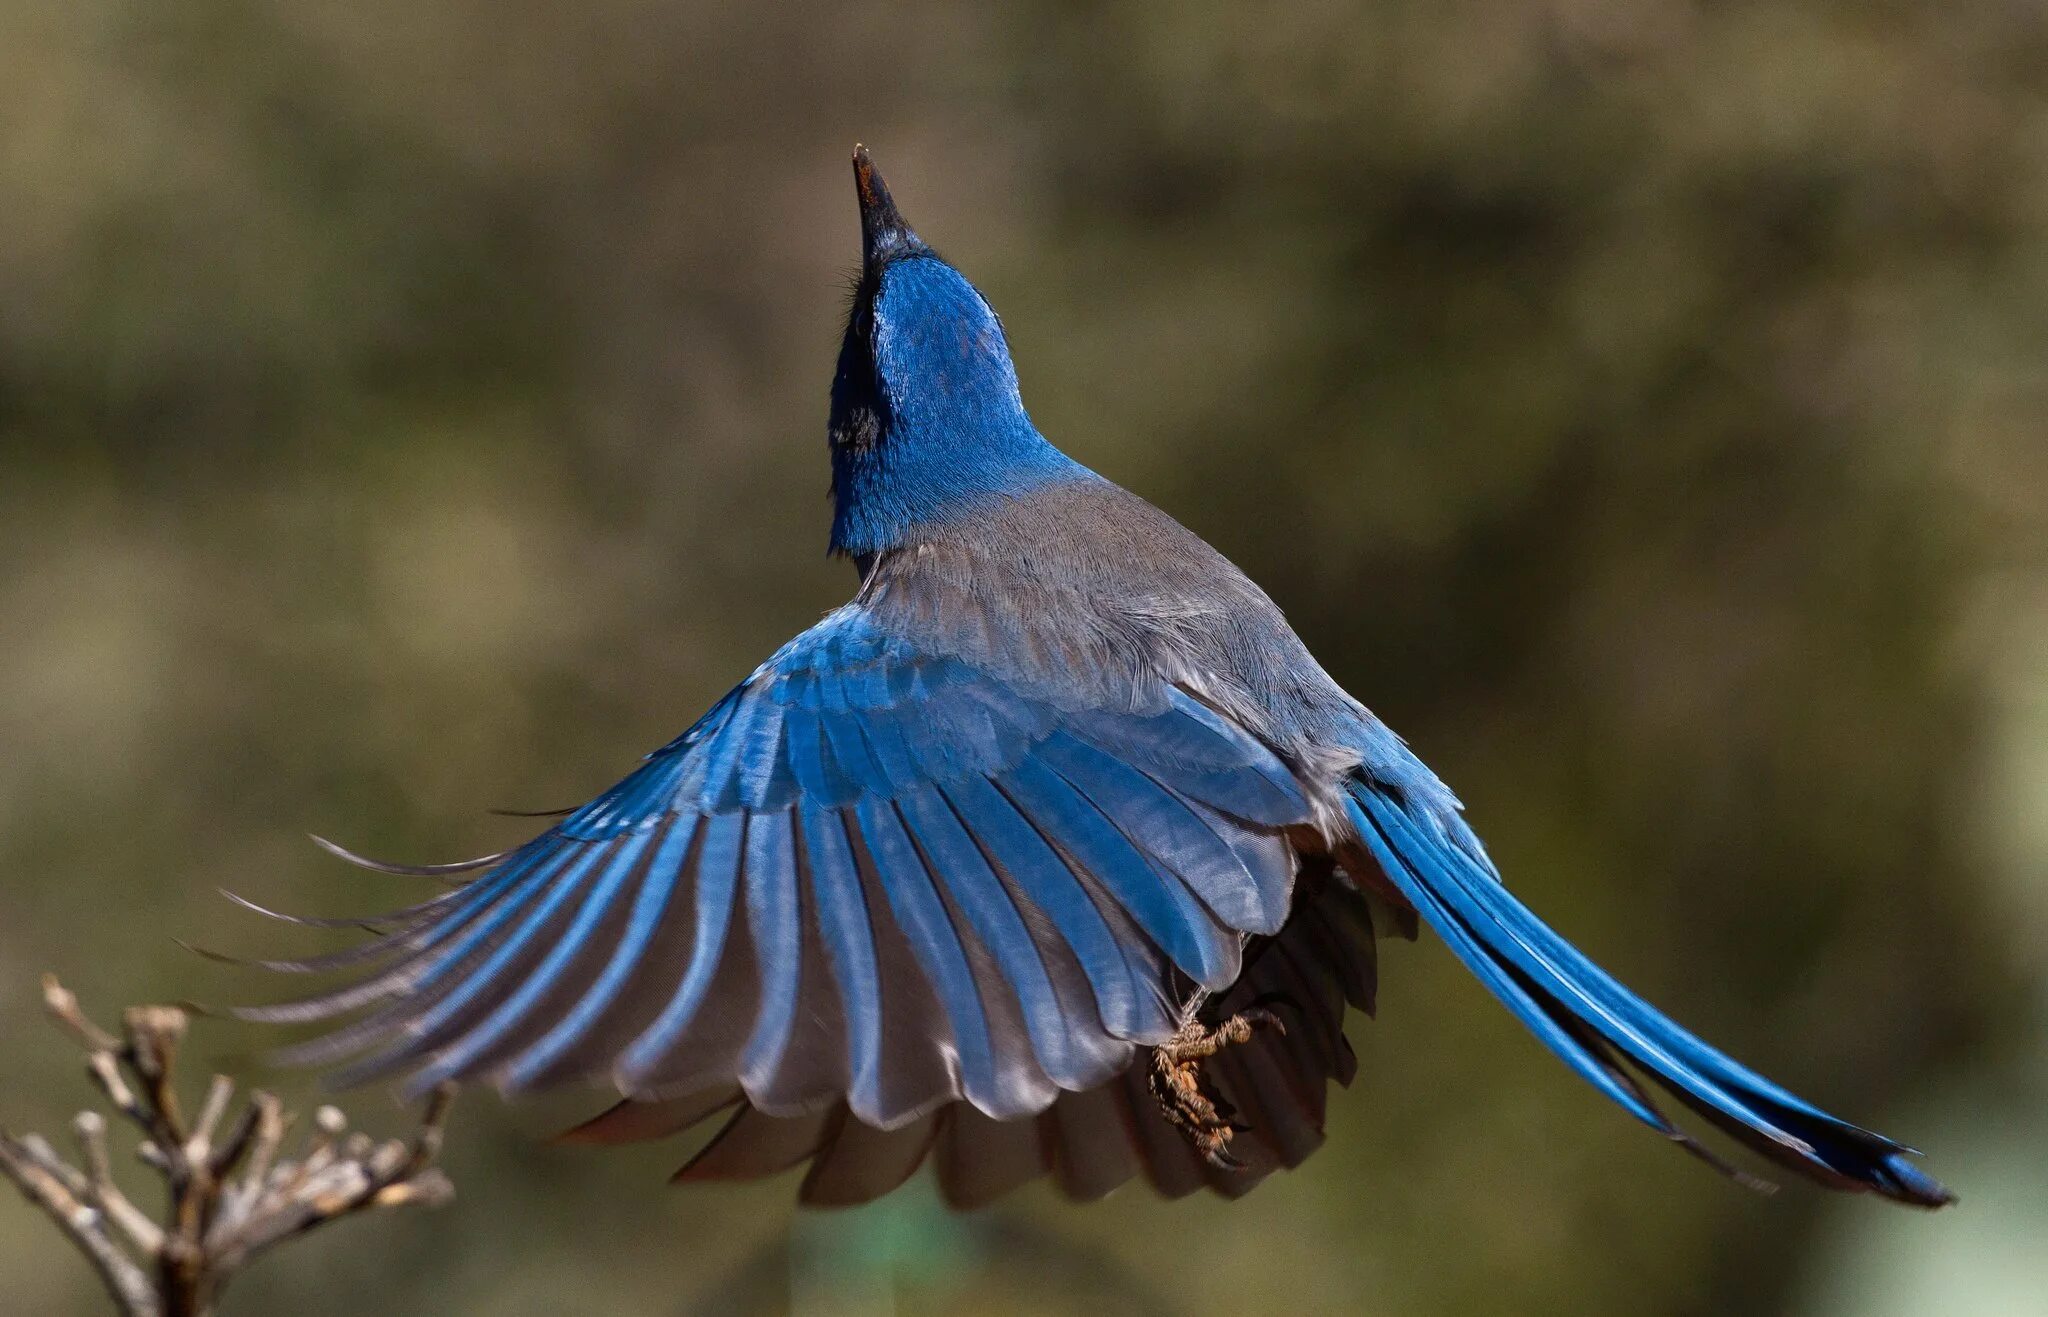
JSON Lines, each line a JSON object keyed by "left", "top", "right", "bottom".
{"left": 228, "top": 146, "right": 1951, "bottom": 1210}
{"left": 827, "top": 182, "right": 1086, "bottom": 559}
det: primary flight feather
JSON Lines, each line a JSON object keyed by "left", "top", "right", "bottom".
{"left": 229, "top": 147, "right": 1952, "bottom": 1211}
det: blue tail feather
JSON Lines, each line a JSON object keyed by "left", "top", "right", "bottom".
{"left": 1345, "top": 778, "right": 1954, "bottom": 1208}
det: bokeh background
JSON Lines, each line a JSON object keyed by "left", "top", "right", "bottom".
{"left": 4, "top": 2, "right": 2045, "bottom": 1313}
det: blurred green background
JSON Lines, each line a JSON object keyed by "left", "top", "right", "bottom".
{"left": 3, "top": 2, "right": 2045, "bottom": 1313}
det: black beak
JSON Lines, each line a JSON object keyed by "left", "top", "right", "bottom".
{"left": 853, "top": 145, "right": 926, "bottom": 270}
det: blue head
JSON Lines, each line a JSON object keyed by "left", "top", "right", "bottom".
{"left": 827, "top": 147, "right": 1084, "bottom": 558}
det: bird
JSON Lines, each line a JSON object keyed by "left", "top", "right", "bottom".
{"left": 221, "top": 146, "right": 1954, "bottom": 1212}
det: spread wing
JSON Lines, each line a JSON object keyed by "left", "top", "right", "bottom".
{"left": 232, "top": 606, "right": 1313, "bottom": 1129}
{"left": 558, "top": 873, "right": 1380, "bottom": 1208}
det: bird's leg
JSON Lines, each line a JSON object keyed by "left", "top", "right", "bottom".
{"left": 1147, "top": 999, "right": 1286, "bottom": 1170}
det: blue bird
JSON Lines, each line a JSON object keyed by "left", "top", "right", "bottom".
{"left": 230, "top": 147, "right": 1952, "bottom": 1210}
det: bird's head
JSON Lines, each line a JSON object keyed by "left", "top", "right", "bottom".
{"left": 827, "top": 146, "right": 1080, "bottom": 559}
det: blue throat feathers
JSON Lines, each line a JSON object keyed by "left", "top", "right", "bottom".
{"left": 827, "top": 209, "right": 1084, "bottom": 558}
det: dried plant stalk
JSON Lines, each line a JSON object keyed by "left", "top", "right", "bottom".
{"left": 0, "top": 976, "right": 455, "bottom": 1316}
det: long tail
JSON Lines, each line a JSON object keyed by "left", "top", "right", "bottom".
{"left": 1342, "top": 776, "right": 1953, "bottom": 1208}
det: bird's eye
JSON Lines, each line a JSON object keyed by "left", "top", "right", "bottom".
{"left": 830, "top": 300, "right": 888, "bottom": 454}
{"left": 833, "top": 399, "right": 882, "bottom": 455}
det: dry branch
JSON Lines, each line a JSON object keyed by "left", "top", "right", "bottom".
{"left": 0, "top": 976, "right": 455, "bottom": 1316}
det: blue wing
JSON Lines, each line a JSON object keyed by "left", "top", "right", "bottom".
{"left": 234, "top": 606, "right": 1312, "bottom": 1128}
{"left": 557, "top": 873, "right": 1379, "bottom": 1208}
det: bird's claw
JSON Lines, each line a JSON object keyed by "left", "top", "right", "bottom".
{"left": 1147, "top": 1008, "right": 1287, "bottom": 1169}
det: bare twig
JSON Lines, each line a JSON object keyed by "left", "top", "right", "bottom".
{"left": 189, "top": 1077, "right": 234, "bottom": 1154}
{"left": 75, "top": 1112, "right": 166, "bottom": 1256}
{"left": 42, "top": 976, "right": 121, "bottom": 1053}
{"left": 0, "top": 978, "right": 456, "bottom": 1316}
{"left": 0, "top": 1129, "right": 162, "bottom": 1316}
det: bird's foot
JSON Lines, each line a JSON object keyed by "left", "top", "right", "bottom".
{"left": 1147, "top": 1007, "right": 1286, "bottom": 1170}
